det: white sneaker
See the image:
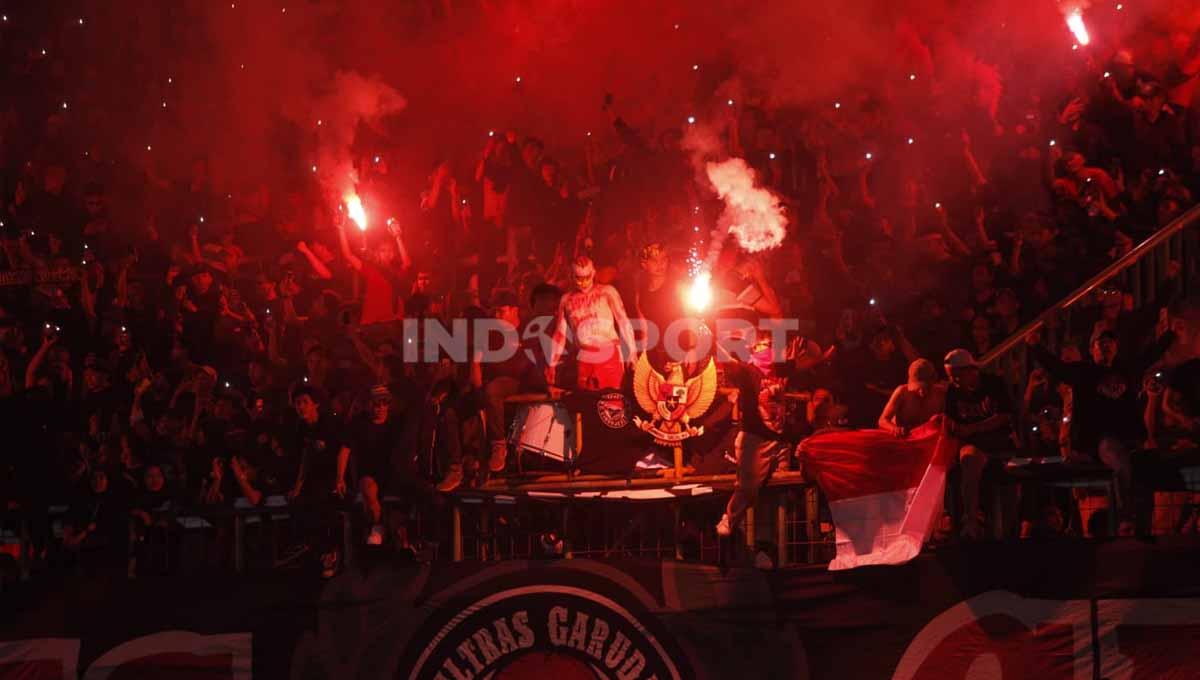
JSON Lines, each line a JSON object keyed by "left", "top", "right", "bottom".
{"left": 716, "top": 514, "right": 733, "bottom": 537}
{"left": 634, "top": 450, "right": 672, "bottom": 470}
{"left": 366, "top": 525, "right": 384, "bottom": 546}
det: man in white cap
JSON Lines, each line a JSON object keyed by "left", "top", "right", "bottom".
{"left": 546, "top": 255, "right": 637, "bottom": 391}
{"left": 878, "top": 358, "right": 946, "bottom": 437}
{"left": 943, "top": 348, "right": 1016, "bottom": 539}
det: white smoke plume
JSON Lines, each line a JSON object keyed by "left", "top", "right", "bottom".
{"left": 704, "top": 157, "right": 787, "bottom": 254}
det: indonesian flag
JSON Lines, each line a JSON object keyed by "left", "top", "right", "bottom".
{"left": 800, "top": 416, "right": 954, "bottom": 570}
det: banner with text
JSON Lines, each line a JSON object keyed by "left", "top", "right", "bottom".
{"left": 2, "top": 539, "right": 1199, "bottom": 678}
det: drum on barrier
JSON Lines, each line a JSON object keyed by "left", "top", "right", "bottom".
{"left": 509, "top": 403, "right": 576, "bottom": 463}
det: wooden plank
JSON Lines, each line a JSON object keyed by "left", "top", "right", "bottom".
{"left": 469, "top": 470, "right": 809, "bottom": 495}
{"left": 505, "top": 393, "right": 557, "bottom": 404}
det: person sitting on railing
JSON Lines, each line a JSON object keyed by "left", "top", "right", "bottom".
{"left": 425, "top": 377, "right": 471, "bottom": 493}
{"left": 1140, "top": 360, "right": 1200, "bottom": 533}
{"left": 348, "top": 385, "right": 412, "bottom": 546}
{"left": 287, "top": 384, "right": 351, "bottom": 578}
{"left": 468, "top": 289, "right": 545, "bottom": 476}
{"left": 1025, "top": 325, "right": 1176, "bottom": 535}
{"left": 129, "top": 463, "right": 172, "bottom": 547}
{"left": 1020, "top": 374, "right": 1078, "bottom": 537}
{"left": 62, "top": 468, "right": 128, "bottom": 565}
{"left": 878, "top": 359, "right": 945, "bottom": 438}
{"left": 943, "top": 349, "right": 1018, "bottom": 539}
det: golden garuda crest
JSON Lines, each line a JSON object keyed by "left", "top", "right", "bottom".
{"left": 632, "top": 354, "right": 718, "bottom": 446}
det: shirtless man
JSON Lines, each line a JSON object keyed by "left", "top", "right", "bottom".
{"left": 546, "top": 256, "right": 638, "bottom": 391}
{"left": 878, "top": 359, "right": 946, "bottom": 436}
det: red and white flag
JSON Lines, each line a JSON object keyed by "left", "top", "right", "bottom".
{"left": 800, "top": 417, "right": 954, "bottom": 570}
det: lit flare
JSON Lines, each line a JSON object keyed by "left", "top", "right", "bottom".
{"left": 687, "top": 272, "right": 713, "bottom": 313}
{"left": 345, "top": 194, "right": 367, "bottom": 231}
{"left": 1066, "top": 10, "right": 1089, "bottom": 46}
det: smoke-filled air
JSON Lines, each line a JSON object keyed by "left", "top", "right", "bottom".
{"left": 31, "top": 1, "right": 1200, "bottom": 219}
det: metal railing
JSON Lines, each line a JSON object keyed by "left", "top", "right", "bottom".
{"left": 981, "top": 204, "right": 1200, "bottom": 395}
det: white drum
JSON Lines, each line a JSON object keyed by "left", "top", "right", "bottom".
{"left": 510, "top": 403, "right": 576, "bottom": 463}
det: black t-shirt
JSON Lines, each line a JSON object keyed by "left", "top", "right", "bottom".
{"left": 294, "top": 414, "right": 345, "bottom": 495}
{"left": 350, "top": 414, "right": 408, "bottom": 481}
{"left": 945, "top": 373, "right": 1015, "bottom": 452}
{"left": 636, "top": 276, "right": 681, "bottom": 338}
{"left": 131, "top": 486, "right": 172, "bottom": 516}
{"left": 724, "top": 361, "right": 788, "bottom": 441}
{"left": 1030, "top": 334, "right": 1172, "bottom": 451}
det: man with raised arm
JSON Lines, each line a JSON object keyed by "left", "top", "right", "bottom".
{"left": 335, "top": 209, "right": 411, "bottom": 326}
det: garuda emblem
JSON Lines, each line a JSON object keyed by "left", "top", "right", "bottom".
{"left": 632, "top": 354, "right": 718, "bottom": 446}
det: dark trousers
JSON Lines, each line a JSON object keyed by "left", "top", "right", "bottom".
{"left": 725, "top": 431, "right": 790, "bottom": 525}
{"left": 293, "top": 492, "right": 346, "bottom": 555}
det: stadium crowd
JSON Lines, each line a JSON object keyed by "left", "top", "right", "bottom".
{"left": 3, "top": 19, "right": 1200, "bottom": 577}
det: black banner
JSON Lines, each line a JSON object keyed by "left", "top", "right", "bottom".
{"left": 2, "top": 539, "right": 1200, "bottom": 678}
